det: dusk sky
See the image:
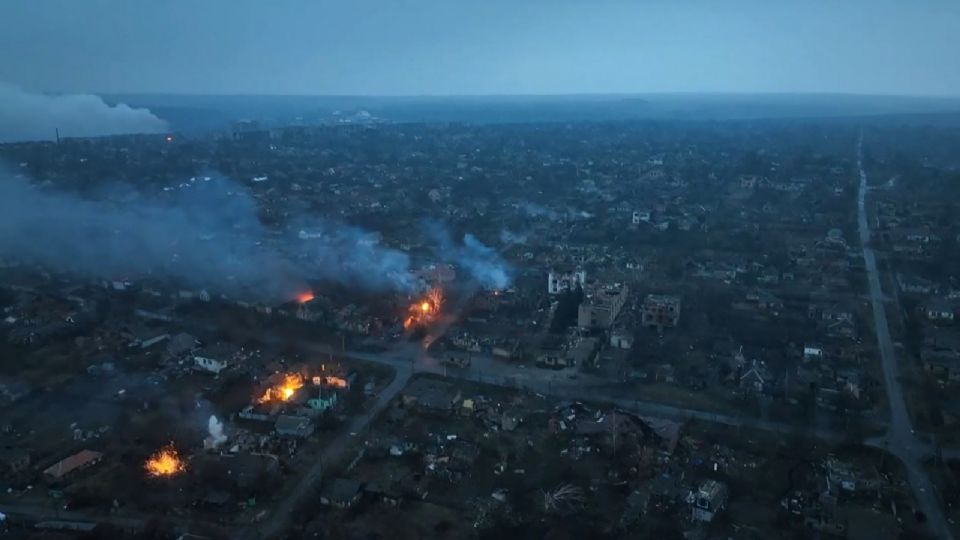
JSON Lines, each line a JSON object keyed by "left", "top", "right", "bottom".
{"left": 1, "top": 0, "right": 958, "bottom": 96}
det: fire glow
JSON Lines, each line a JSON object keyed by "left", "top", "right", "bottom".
{"left": 296, "top": 291, "right": 315, "bottom": 304}
{"left": 404, "top": 287, "right": 443, "bottom": 329}
{"left": 145, "top": 444, "right": 186, "bottom": 478}
{"left": 258, "top": 373, "right": 304, "bottom": 404}
{"left": 322, "top": 375, "right": 348, "bottom": 389}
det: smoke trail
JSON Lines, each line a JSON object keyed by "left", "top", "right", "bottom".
{"left": 0, "top": 82, "right": 167, "bottom": 142}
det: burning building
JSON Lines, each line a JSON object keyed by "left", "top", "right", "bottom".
{"left": 403, "top": 287, "right": 444, "bottom": 330}
{"left": 257, "top": 373, "right": 305, "bottom": 404}
{"left": 145, "top": 444, "right": 187, "bottom": 478}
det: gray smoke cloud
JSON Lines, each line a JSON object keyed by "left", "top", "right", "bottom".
{"left": 0, "top": 83, "right": 167, "bottom": 143}
{"left": 0, "top": 170, "right": 305, "bottom": 301}
{"left": 425, "top": 221, "right": 511, "bottom": 290}
{"left": 292, "top": 219, "right": 415, "bottom": 292}
{"left": 0, "top": 170, "right": 506, "bottom": 302}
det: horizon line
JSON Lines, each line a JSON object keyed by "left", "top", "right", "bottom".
{"left": 94, "top": 90, "right": 960, "bottom": 100}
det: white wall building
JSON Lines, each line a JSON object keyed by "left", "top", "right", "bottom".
{"left": 548, "top": 269, "right": 586, "bottom": 295}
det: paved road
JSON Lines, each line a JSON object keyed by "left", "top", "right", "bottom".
{"left": 241, "top": 359, "right": 413, "bottom": 540}
{"left": 856, "top": 134, "right": 954, "bottom": 540}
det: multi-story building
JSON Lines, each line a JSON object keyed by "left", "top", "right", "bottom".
{"left": 548, "top": 269, "right": 586, "bottom": 295}
{"left": 641, "top": 294, "right": 681, "bottom": 329}
{"left": 578, "top": 283, "right": 629, "bottom": 329}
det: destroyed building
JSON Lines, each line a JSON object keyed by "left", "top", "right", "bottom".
{"left": 578, "top": 283, "right": 629, "bottom": 329}
{"left": 641, "top": 294, "right": 681, "bottom": 329}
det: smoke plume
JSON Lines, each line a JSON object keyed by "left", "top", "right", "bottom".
{"left": 207, "top": 415, "right": 227, "bottom": 448}
{"left": 0, "top": 83, "right": 167, "bottom": 143}
{"left": 0, "top": 171, "right": 305, "bottom": 301}
{"left": 293, "top": 219, "right": 414, "bottom": 292}
{"left": 425, "top": 222, "right": 511, "bottom": 289}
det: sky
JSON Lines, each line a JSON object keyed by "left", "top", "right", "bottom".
{"left": 0, "top": 0, "right": 958, "bottom": 96}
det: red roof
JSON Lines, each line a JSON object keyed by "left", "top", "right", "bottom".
{"left": 43, "top": 450, "right": 103, "bottom": 479}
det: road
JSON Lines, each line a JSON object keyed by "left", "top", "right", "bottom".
{"left": 856, "top": 133, "right": 954, "bottom": 539}
{"left": 11, "top": 147, "right": 954, "bottom": 538}
{"left": 241, "top": 358, "right": 413, "bottom": 540}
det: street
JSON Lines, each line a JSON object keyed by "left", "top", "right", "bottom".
{"left": 856, "top": 133, "right": 954, "bottom": 540}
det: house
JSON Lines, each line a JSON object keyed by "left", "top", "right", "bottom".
{"left": 689, "top": 480, "right": 728, "bottom": 522}
{"left": 739, "top": 361, "right": 769, "bottom": 395}
{"left": 825, "top": 456, "right": 881, "bottom": 493}
{"left": 192, "top": 343, "right": 237, "bottom": 375}
{"left": 274, "top": 415, "right": 314, "bottom": 439}
{"left": 43, "top": 450, "right": 103, "bottom": 481}
{"left": 925, "top": 299, "right": 955, "bottom": 322}
{"left": 641, "top": 294, "right": 681, "bottom": 329}
{"left": 536, "top": 335, "right": 570, "bottom": 368}
{"left": 401, "top": 378, "right": 462, "bottom": 414}
{"left": 365, "top": 480, "right": 403, "bottom": 507}
{"left": 296, "top": 298, "right": 324, "bottom": 322}
{"left": 803, "top": 345, "right": 824, "bottom": 362}
{"left": 0, "top": 448, "right": 30, "bottom": 477}
{"left": 194, "top": 355, "right": 229, "bottom": 375}
{"left": 567, "top": 337, "right": 599, "bottom": 368}
{"left": 610, "top": 329, "right": 634, "bottom": 349}
{"left": 166, "top": 332, "right": 199, "bottom": 357}
{"left": 897, "top": 274, "right": 936, "bottom": 295}
{"left": 921, "top": 349, "right": 960, "bottom": 384}
{"left": 321, "top": 478, "right": 363, "bottom": 508}
{"left": 121, "top": 325, "right": 169, "bottom": 349}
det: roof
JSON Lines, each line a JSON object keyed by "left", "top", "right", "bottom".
{"left": 697, "top": 479, "right": 728, "bottom": 500}
{"left": 195, "top": 342, "right": 239, "bottom": 359}
{"left": 275, "top": 415, "right": 311, "bottom": 432}
{"left": 166, "top": 332, "right": 199, "bottom": 356}
{"left": 323, "top": 477, "right": 362, "bottom": 502}
{"left": 43, "top": 450, "right": 103, "bottom": 479}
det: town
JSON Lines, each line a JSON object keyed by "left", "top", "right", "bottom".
{"left": 1, "top": 115, "right": 959, "bottom": 540}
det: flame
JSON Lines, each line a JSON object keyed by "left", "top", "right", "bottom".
{"left": 403, "top": 287, "right": 444, "bottom": 330}
{"left": 258, "top": 373, "right": 304, "bottom": 404}
{"left": 323, "top": 376, "right": 348, "bottom": 389}
{"left": 297, "top": 291, "right": 314, "bottom": 304}
{"left": 145, "top": 444, "right": 186, "bottom": 477}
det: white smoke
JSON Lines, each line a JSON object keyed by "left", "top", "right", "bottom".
{"left": 0, "top": 82, "right": 167, "bottom": 143}
{"left": 207, "top": 415, "right": 227, "bottom": 448}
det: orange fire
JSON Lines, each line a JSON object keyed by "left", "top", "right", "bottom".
{"left": 403, "top": 287, "right": 444, "bottom": 330}
{"left": 145, "top": 444, "right": 186, "bottom": 478}
{"left": 296, "top": 291, "right": 315, "bottom": 304}
{"left": 257, "top": 373, "right": 304, "bottom": 404}
{"left": 323, "top": 375, "right": 348, "bottom": 389}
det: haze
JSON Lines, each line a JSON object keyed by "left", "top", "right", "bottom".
{"left": 1, "top": 0, "right": 958, "bottom": 97}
